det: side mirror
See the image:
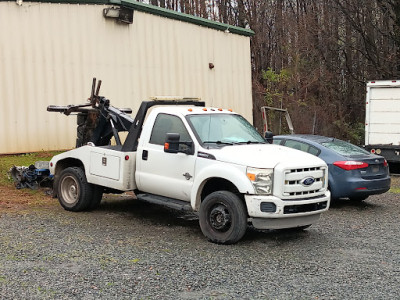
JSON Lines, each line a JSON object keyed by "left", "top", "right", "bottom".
{"left": 264, "top": 131, "right": 274, "bottom": 144}
{"left": 164, "top": 133, "right": 194, "bottom": 155}
{"left": 164, "top": 133, "right": 180, "bottom": 153}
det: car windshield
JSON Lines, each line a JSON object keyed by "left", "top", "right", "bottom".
{"left": 320, "top": 139, "right": 370, "bottom": 156}
{"left": 187, "top": 114, "right": 266, "bottom": 146}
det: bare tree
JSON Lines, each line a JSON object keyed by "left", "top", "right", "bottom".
{"left": 143, "top": 0, "right": 400, "bottom": 143}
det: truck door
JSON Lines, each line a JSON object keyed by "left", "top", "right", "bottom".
{"left": 136, "top": 113, "right": 196, "bottom": 201}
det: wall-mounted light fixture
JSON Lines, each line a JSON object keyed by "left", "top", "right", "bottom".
{"left": 103, "top": 6, "right": 133, "bottom": 24}
{"left": 103, "top": 7, "right": 120, "bottom": 18}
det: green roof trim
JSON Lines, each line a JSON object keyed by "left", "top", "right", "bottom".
{"left": 2, "top": 0, "right": 254, "bottom": 37}
{"left": 121, "top": 0, "right": 254, "bottom": 36}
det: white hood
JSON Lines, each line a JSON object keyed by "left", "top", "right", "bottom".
{"left": 205, "top": 144, "right": 326, "bottom": 169}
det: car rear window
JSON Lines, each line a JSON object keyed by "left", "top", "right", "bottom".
{"left": 321, "top": 139, "right": 369, "bottom": 156}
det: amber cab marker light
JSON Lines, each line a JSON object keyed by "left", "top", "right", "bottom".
{"left": 247, "top": 173, "right": 256, "bottom": 181}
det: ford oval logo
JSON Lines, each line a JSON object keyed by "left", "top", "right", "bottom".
{"left": 301, "top": 177, "right": 315, "bottom": 186}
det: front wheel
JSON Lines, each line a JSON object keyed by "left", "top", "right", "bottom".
{"left": 199, "top": 191, "right": 247, "bottom": 244}
{"left": 57, "top": 167, "right": 93, "bottom": 212}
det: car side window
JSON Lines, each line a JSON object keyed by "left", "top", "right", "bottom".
{"left": 307, "top": 145, "right": 320, "bottom": 156}
{"left": 149, "top": 113, "right": 192, "bottom": 145}
{"left": 273, "top": 138, "right": 283, "bottom": 145}
{"left": 284, "top": 140, "right": 320, "bottom": 156}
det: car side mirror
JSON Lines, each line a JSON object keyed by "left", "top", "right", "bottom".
{"left": 164, "top": 133, "right": 194, "bottom": 155}
{"left": 264, "top": 131, "right": 274, "bottom": 144}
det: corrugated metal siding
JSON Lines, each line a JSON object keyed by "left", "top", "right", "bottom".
{"left": 0, "top": 2, "right": 252, "bottom": 154}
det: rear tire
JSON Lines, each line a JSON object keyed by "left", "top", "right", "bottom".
{"left": 57, "top": 167, "right": 93, "bottom": 212}
{"left": 88, "top": 185, "right": 103, "bottom": 210}
{"left": 199, "top": 191, "right": 247, "bottom": 244}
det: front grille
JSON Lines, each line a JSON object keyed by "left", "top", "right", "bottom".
{"left": 283, "top": 166, "right": 326, "bottom": 198}
{"left": 284, "top": 201, "right": 328, "bottom": 214}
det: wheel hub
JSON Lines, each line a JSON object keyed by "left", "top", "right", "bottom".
{"left": 61, "top": 176, "right": 80, "bottom": 204}
{"left": 69, "top": 185, "right": 77, "bottom": 196}
{"left": 209, "top": 205, "right": 231, "bottom": 231}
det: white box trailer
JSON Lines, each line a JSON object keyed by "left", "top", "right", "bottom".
{"left": 365, "top": 80, "right": 400, "bottom": 166}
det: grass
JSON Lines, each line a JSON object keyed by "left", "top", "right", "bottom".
{"left": 0, "top": 151, "right": 62, "bottom": 212}
{"left": 390, "top": 176, "right": 400, "bottom": 194}
{"left": 0, "top": 151, "right": 61, "bottom": 186}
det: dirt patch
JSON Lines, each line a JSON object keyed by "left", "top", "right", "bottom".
{"left": 0, "top": 185, "right": 55, "bottom": 213}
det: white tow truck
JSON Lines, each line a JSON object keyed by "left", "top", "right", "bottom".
{"left": 48, "top": 82, "right": 330, "bottom": 244}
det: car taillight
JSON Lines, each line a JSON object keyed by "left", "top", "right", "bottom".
{"left": 333, "top": 161, "right": 369, "bottom": 171}
{"left": 383, "top": 159, "right": 388, "bottom": 167}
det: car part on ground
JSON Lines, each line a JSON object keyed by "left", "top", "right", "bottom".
{"left": 8, "top": 162, "right": 53, "bottom": 190}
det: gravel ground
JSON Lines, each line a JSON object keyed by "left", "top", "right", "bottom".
{"left": 0, "top": 188, "right": 399, "bottom": 299}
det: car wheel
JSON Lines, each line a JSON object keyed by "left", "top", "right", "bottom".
{"left": 349, "top": 196, "right": 368, "bottom": 202}
{"left": 199, "top": 191, "right": 247, "bottom": 244}
{"left": 58, "top": 167, "right": 93, "bottom": 212}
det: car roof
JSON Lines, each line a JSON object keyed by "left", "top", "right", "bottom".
{"left": 274, "top": 134, "right": 334, "bottom": 144}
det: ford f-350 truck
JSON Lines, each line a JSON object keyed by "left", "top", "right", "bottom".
{"left": 48, "top": 90, "right": 330, "bottom": 244}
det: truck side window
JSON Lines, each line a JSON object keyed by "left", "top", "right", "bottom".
{"left": 149, "top": 113, "right": 192, "bottom": 145}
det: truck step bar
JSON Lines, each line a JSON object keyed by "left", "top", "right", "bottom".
{"left": 136, "top": 193, "right": 193, "bottom": 212}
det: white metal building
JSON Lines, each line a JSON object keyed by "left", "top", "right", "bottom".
{"left": 0, "top": 0, "right": 254, "bottom": 154}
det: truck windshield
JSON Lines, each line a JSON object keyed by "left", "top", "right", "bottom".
{"left": 187, "top": 114, "right": 266, "bottom": 146}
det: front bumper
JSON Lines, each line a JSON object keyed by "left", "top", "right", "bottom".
{"left": 244, "top": 192, "right": 330, "bottom": 229}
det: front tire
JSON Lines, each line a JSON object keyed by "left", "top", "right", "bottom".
{"left": 199, "top": 191, "right": 247, "bottom": 244}
{"left": 58, "top": 167, "right": 93, "bottom": 212}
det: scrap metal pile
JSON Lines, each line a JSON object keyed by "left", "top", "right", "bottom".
{"left": 8, "top": 162, "right": 52, "bottom": 190}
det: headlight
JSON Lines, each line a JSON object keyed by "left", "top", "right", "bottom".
{"left": 247, "top": 167, "right": 273, "bottom": 195}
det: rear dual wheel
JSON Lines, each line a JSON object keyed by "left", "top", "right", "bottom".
{"left": 58, "top": 167, "right": 103, "bottom": 212}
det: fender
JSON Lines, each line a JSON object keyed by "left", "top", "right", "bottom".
{"left": 190, "top": 159, "right": 255, "bottom": 210}
{"left": 50, "top": 147, "right": 91, "bottom": 175}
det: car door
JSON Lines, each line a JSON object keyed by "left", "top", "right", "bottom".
{"left": 135, "top": 113, "right": 196, "bottom": 202}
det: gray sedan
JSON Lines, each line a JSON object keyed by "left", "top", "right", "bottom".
{"left": 273, "top": 134, "right": 391, "bottom": 201}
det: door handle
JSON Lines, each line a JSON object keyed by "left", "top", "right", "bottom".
{"left": 142, "top": 150, "right": 148, "bottom": 160}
